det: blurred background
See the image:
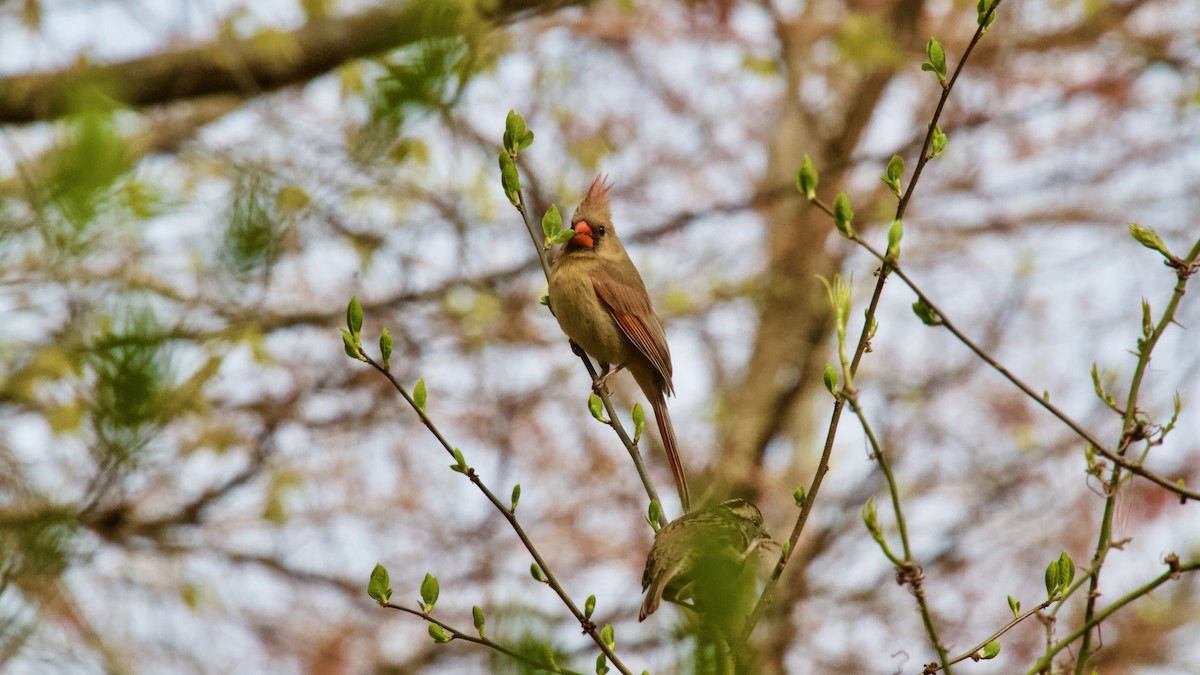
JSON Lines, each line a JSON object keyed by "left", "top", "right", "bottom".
{"left": 0, "top": 0, "right": 1197, "bottom": 673}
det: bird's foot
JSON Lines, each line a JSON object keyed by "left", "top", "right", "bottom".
{"left": 591, "top": 363, "right": 625, "bottom": 394}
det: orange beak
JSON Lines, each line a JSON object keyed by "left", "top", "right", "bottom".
{"left": 571, "top": 221, "right": 595, "bottom": 249}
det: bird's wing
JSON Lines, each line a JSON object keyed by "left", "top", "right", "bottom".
{"left": 589, "top": 267, "right": 673, "bottom": 391}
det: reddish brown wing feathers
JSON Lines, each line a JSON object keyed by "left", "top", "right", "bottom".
{"left": 589, "top": 268, "right": 674, "bottom": 395}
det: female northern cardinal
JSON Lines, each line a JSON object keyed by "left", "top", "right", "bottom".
{"left": 548, "top": 176, "right": 691, "bottom": 513}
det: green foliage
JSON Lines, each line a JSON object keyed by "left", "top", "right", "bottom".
{"left": 978, "top": 0, "right": 1000, "bottom": 31}
{"left": 1044, "top": 550, "right": 1076, "bottom": 598}
{"left": 929, "top": 125, "right": 948, "bottom": 158}
{"left": 921, "top": 37, "right": 947, "bottom": 87}
{"left": 504, "top": 109, "right": 535, "bottom": 156}
{"left": 379, "top": 328, "right": 393, "bottom": 370}
{"left": 85, "top": 304, "right": 173, "bottom": 471}
{"left": 346, "top": 296, "right": 364, "bottom": 336}
{"left": 1128, "top": 222, "right": 1172, "bottom": 258}
{"left": 819, "top": 273, "right": 852, "bottom": 339}
{"left": 979, "top": 640, "right": 1001, "bottom": 659}
{"left": 645, "top": 499, "right": 662, "bottom": 531}
{"left": 473, "top": 605, "right": 486, "bottom": 638}
{"left": 368, "top": 563, "right": 392, "bottom": 604}
{"left": 584, "top": 594, "right": 596, "bottom": 620}
{"left": 822, "top": 362, "right": 839, "bottom": 396}
{"left": 222, "top": 172, "right": 289, "bottom": 277}
{"left": 795, "top": 155, "right": 818, "bottom": 199}
{"left": 420, "top": 573, "right": 440, "bottom": 612}
{"left": 48, "top": 108, "right": 132, "bottom": 225}
{"left": 587, "top": 392, "right": 607, "bottom": 423}
{"left": 371, "top": 11, "right": 467, "bottom": 131}
{"left": 498, "top": 151, "right": 521, "bottom": 205}
{"left": 450, "top": 447, "right": 467, "bottom": 474}
{"left": 631, "top": 402, "right": 645, "bottom": 443}
{"left": 911, "top": 299, "right": 942, "bottom": 326}
{"left": 541, "top": 204, "right": 562, "bottom": 239}
{"left": 886, "top": 219, "right": 904, "bottom": 262}
{"left": 530, "top": 562, "right": 546, "bottom": 583}
{"left": 881, "top": 155, "right": 904, "bottom": 198}
{"left": 413, "top": 378, "right": 427, "bottom": 414}
{"left": 428, "top": 623, "right": 452, "bottom": 644}
{"left": 832, "top": 192, "right": 854, "bottom": 238}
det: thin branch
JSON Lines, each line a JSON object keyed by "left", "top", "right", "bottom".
{"left": 925, "top": 598, "right": 1057, "bottom": 673}
{"left": 1027, "top": 558, "right": 1200, "bottom": 675}
{"left": 736, "top": 4, "right": 1000, "bottom": 660}
{"left": 356, "top": 349, "right": 634, "bottom": 675}
{"left": 850, "top": 236, "right": 1200, "bottom": 502}
{"left": 848, "top": 396, "right": 949, "bottom": 668}
{"left": 381, "top": 602, "right": 587, "bottom": 675}
{"left": 1074, "top": 236, "right": 1200, "bottom": 670}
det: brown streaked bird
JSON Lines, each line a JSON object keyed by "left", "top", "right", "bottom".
{"left": 548, "top": 176, "right": 690, "bottom": 513}
{"left": 639, "top": 498, "right": 772, "bottom": 621}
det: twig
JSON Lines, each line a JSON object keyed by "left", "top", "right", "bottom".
{"left": 850, "top": 236, "right": 1200, "bottom": 502}
{"left": 736, "top": 4, "right": 1000, "bottom": 661}
{"left": 1028, "top": 558, "right": 1199, "bottom": 675}
{"left": 360, "top": 352, "right": 634, "bottom": 675}
{"left": 1074, "top": 237, "right": 1200, "bottom": 671}
{"left": 848, "top": 396, "right": 950, "bottom": 668}
{"left": 381, "top": 601, "right": 587, "bottom": 675}
{"left": 924, "top": 598, "right": 1056, "bottom": 673}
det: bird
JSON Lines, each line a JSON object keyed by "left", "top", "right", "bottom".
{"left": 639, "top": 498, "right": 773, "bottom": 621}
{"left": 547, "top": 175, "right": 691, "bottom": 513}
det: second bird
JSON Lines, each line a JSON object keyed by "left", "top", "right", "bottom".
{"left": 548, "top": 176, "right": 691, "bottom": 513}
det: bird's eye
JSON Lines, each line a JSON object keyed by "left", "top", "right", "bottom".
{"left": 597, "top": 225, "right": 606, "bottom": 236}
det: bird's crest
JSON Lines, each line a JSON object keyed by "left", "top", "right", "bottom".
{"left": 575, "top": 174, "right": 613, "bottom": 223}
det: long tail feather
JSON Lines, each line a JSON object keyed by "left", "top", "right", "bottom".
{"left": 651, "top": 394, "right": 690, "bottom": 513}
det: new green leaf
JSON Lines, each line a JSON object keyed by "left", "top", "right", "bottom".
{"left": 542, "top": 204, "right": 562, "bottom": 239}
{"left": 368, "top": 563, "right": 392, "bottom": 604}
{"left": 588, "top": 393, "right": 608, "bottom": 423}
{"left": 342, "top": 329, "right": 362, "bottom": 361}
{"left": 881, "top": 155, "right": 904, "bottom": 197}
{"left": 346, "top": 296, "right": 363, "bottom": 336}
{"left": 631, "top": 403, "right": 645, "bottom": 442}
{"left": 822, "top": 362, "right": 838, "bottom": 396}
{"left": 980, "top": 640, "right": 1001, "bottom": 660}
{"left": 1128, "top": 222, "right": 1172, "bottom": 258}
{"left": 413, "top": 378, "right": 427, "bottom": 414}
{"left": 833, "top": 192, "right": 854, "bottom": 237}
{"left": 912, "top": 299, "right": 942, "bottom": 326}
{"left": 886, "top": 219, "right": 904, "bottom": 262}
{"left": 922, "top": 37, "right": 947, "bottom": 86}
{"left": 930, "top": 125, "right": 948, "bottom": 158}
{"left": 428, "top": 624, "right": 451, "bottom": 644}
{"left": 420, "top": 573, "right": 439, "bottom": 612}
{"left": 473, "top": 605, "right": 485, "bottom": 638}
{"left": 796, "top": 155, "right": 818, "bottom": 199}
{"left": 601, "top": 624, "right": 615, "bottom": 651}
{"left": 379, "top": 328, "right": 392, "bottom": 371}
